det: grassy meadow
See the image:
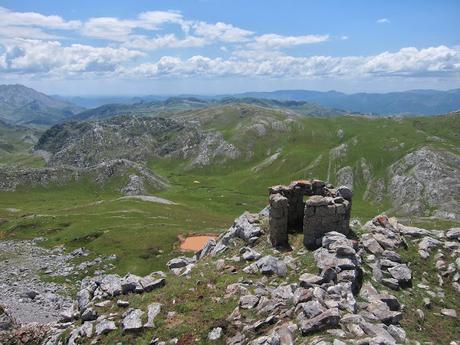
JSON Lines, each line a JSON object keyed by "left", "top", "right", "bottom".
{"left": 0, "top": 112, "right": 459, "bottom": 275}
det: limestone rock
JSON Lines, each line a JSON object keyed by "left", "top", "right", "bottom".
{"left": 144, "top": 303, "right": 162, "bottom": 328}
{"left": 243, "top": 256, "right": 288, "bottom": 277}
{"left": 300, "top": 308, "right": 341, "bottom": 335}
{"left": 167, "top": 257, "right": 194, "bottom": 270}
{"left": 96, "top": 320, "right": 117, "bottom": 335}
{"left": 388, "top": 264, "right": 412, "bottom": 287}
{"left": 239, "top": 295, "right": 259, "bottom": 309}
{"left": 208, "top": 327, "right": 223, "bottom": 341}
{"left": 122, "top": 308, "right": 144, "bottom": 331}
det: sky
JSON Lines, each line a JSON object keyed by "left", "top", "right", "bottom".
{"left": 0, "top": 0, "right": 459, "bottom": 95}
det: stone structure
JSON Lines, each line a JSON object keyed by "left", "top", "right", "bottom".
{"left": 268, "top": 179, "right": 352, "bottom": 249}
{"left": 268, "top": 193, "right": 289, "bottom": 248}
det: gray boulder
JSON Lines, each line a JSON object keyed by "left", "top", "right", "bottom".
{"left": 121, "top": 273, "right": 143, "bottom": 294}
{"left": 96, "top": 320, "right": 117, "bottom": 335}
{"left": 446, "top": 228, "right": 460, "bottom": 240}
{"left": 140, "top": 276, "right": 166, "bottom": 292}
{"left": 239, "top": 295, "right": 259, "bottom": 309}
{"left": 244, "top": 256, "right": 287, "bottom": 277}
{"left": 388, "top": 264, "right": 412, "bottom": 287}
{"left": 208, "top": 327, "right": 223, "bottom": 341}
{"left": 241, "top": 247, "right": 262, "bottom": 261}
{"left": 300, "top": 308, "right": 341, "bottom": 335}
{"left": 144, "top": 303, "right": 162, "bottom": 328}
{"left": 122, "top": 308, "right": 144, "bottom": 331}
{"left": 167, "top": 257, "right": 194, "bottom": 269}
{"left": 99, "top": 274, "right": 123, "bottom": 296}
{"left": 0, "top": 307, "right": 14, "bottom": 331}
{"left": 81, "top": 307, "right": 98, "bottom": 322}
{"left": 76, "top": 288, "right": 92, "bottom": 311}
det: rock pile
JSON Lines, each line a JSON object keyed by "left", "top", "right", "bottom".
{"left": 75, "top": 271, "right": 166, "bottom": 318}
{"left": 223, "top": 229, "right": 409, "bottom": 345}
{"left": 193, "top": 212, "right": 263, "bottom": 259}
{"left": 0, "top": 239, "right": 115, "bottom": 325}
{"left": 361, "top": 215, "right": 413, "bottom": 290}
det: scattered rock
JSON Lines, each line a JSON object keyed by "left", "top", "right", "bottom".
{"left": 96, "top": 320, "right": 117, "bottom": 335}
{"left": 208, "top": 327, "right": 223, "bottom": 341}
{"left": 122, "top": 309, "right": 144, "bottom": 331}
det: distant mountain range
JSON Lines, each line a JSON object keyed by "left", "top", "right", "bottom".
{"left": 233, "top": 89, "right": 460, "bottom": 115}
{"left": 70, "top": 96, "right": 352, "bottom": 122}
{"left": 2, "top": 84, "right": 460, "bottom": 126}
{"left": 62, "top": 88, "right": 460, "bottom": 116}
{"left": 0, "top": 84, "right": 83, "bottom": 125}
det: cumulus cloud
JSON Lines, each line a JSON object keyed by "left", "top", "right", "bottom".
{"left": 192, "top": 21, "right": 254, "bottom": 43}
{"left": 81, "top": 11, "right": 185, "bottom": 41}
{"left": 123, "top": 34, "right": 207, "bottom": 50}
{"left": 0, "top": 6, "right": 328, "bottom": 53}
{"left": 0, "top": 6, "right": 81, "bottom": 39}
{"left": 362, "top": 45, "right": 460, "bottom": 76}
{"left": 0, "top": 6, "right": 81, "bottom": 29}
{"left": 1, "top": 39, "right": 144, "bottom": 75}
{"left": 0, "top": 6, "right": 458, "bottom": 84}
{"left": 248, "top": 33, "right": 329, "bottom": 49}
{"left": 121, "top": 45, "right": 460, "bottom": 79}
{"left": 377, "top": 18, "right": 390, "bottom": 24}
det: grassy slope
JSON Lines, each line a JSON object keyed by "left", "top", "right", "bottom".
{"left": 0, "top": 123, "right": 45, "bottom": 168}
{"left": 0, "top": 112, "right": 459, "bottom": 275}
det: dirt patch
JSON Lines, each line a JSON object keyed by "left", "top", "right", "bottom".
{"left": 179, "top": 234, "right": 217, "bottom": 252}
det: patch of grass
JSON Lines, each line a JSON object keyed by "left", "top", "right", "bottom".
{"left": 370, "top": 240, "right": 460, "bottom": 344}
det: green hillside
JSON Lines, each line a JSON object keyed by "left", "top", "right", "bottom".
{"left": 1, "top": 109, "right": 459, "bottom": 275}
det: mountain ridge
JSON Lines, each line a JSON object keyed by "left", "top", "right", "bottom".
{"left": 0, "top": 84, "right": 84, "bottom": 125}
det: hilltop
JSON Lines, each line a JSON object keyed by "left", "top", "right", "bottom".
{"left": 0, "top": 85, "right": 83, "bottom": 125}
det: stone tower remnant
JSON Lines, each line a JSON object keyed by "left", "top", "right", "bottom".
{"left": 268, "top": 179, "right": 352, "bottom": 249}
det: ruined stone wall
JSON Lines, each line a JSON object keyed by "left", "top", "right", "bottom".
{"left": 268, "top": 193, "right": 289, "bottom": 248}
{"left": 303, "top": 194, "right": 351, "bottom": 248}
{"left": 269, "top": 180, "right": 328, "bottom": 231}
{"left": 268, "top": 179, "right": 352, "bottom": 249}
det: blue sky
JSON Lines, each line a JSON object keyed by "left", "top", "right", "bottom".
{"left": 0, "top": 0, "right": 459, "bottom": 95}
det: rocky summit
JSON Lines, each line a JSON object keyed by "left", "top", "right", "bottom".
{"left": 0, "top": 178, "right": 458, "bottom": 345}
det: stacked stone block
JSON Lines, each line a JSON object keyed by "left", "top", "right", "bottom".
{"left": 268, "top": 178, "right": 352, "bottom": 250}
{"left": 303, "top": 195, "right": 351, "bottom": 248}
{"left": 269, "top": 193, "right": 289, "bottom": 248}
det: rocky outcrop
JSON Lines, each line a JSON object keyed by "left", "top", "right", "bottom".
{"left": 388, "top": 146, "right": 460, "bottom": 220}
{"left": 35, "top": 116, "right": 241, "bottom": 169}
{"left": 0, "top": 159, "right": 168, "bottom": 192}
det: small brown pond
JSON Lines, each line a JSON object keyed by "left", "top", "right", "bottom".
{"left": 179, "top": 235, "right": 217, "bottom": 251}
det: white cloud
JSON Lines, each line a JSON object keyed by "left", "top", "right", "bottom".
{"left": 81, "top": 11, "right": 185, "bottom": 41}
{"left": 249, "top": 33, "right": 329, "bottom": 49}
{"left": 123, "top": 34, "right": 207, "bottom": 50}
{"left": 192, "top": 21, "right": 253, "bottom": 43}
{"left": 341, "top": 35, "right": 349, "bottom": 40}
{"left": 0, "top": 6, "right": 330, "bottom": 53}
{"left": 362, "top": 45, "right": 460, "bottom": 75}
{"left": 1, "top": 39, "right": 143, "bottom": 75}
{"left": 377, "top": 18, "right": 390, "bottom": 24}
{"left": 0, "top": 6, "right": 457, "bottom": 84}
{"left": 121, "top": 45, "right": 460, "bottom": 80}
{"left": 81, "top": 17, "right": 139, "bottom": 42}
{"left": 0, "top": 6, "right": 81, "bottom": 29}
{"left": 0, "top": 6, "right": 81, "bottom": 40}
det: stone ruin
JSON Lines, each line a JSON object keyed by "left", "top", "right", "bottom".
{"left": 268, "top": 179, "right": 352, "bottom": 249}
